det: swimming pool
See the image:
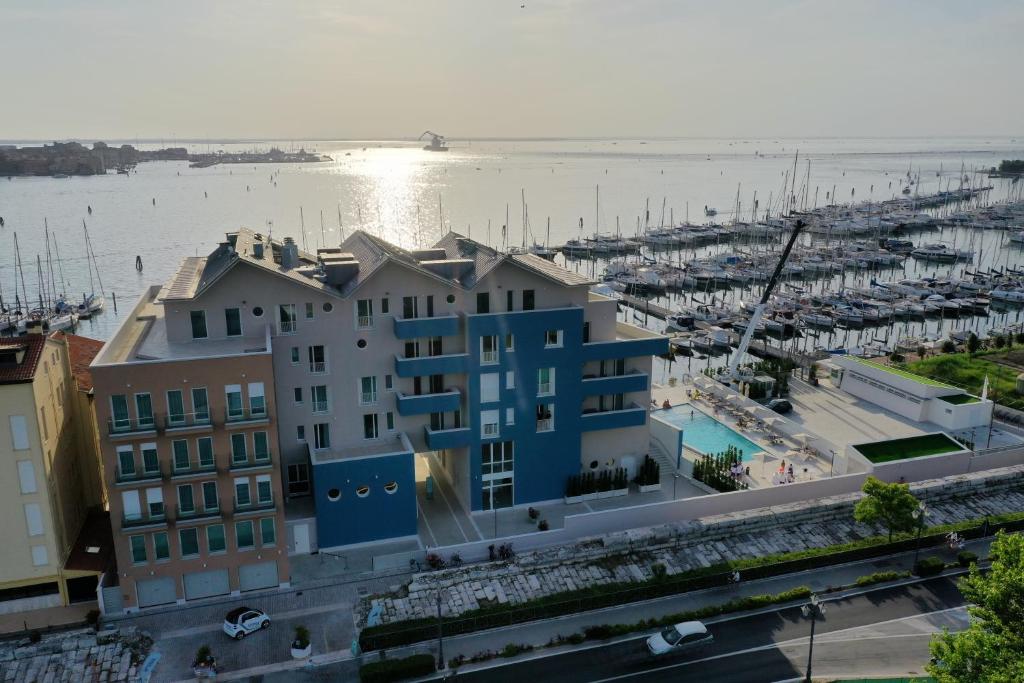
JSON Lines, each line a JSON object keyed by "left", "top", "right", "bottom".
{"left": 655, "top": 405, "right": 763, "bottom": 461}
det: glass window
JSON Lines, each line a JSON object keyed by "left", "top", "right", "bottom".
{"left": 130, "top": 535, "right": 147, "bottom": 564}
{"left": 225, "top": 385, "right": 243, "bottom": 419}
{"left": 480, "top": 335, "right": 498, "bottom": 364}
{"left": 153, "top": 532, "right": 170, "bottom": 561}
{"left": 111, "top": 395, "right": 130, "bottom": 431}
{"left": 225, "top": 308, "right": 242, "bottom": 336}
{"left": 253, "top": 432, "right": 269, "bottom": 461}
{"left": 363, "top": 414, "right": 379, "bottom": 440}
{"left": 177, "top": 484, "right": 195, "bottom": 513}
{"left": 191, "top": 387, "right": 209, "bottom": 423}
{"left": 197, "top": 437, "right": 214, "bottom": 468}
{"left": 257, "top": 477, "right": 272, "bottom": 503}
{"left": 506, "top": 370, "right": 516, "bottom": 390}
{"left": 190, "top": 310, "right": 208, "bottom": 339}
{"left": 278, "top": 304, "right": 297, "bottom": 334}
{"left": 356, "top": 299, "right": 373, "bottom": 328}
{"left": 476, "top": 292, "right": 490, "bottom": 314}
{"left": 141, "top": 444, "right": 159, "bottom": 474}
{"left": 583, "top": 321, "right": 591, "bottom": 343}
{"left": 544, "top": 329, "right": 562, "bottom": 347}
{"left": 311, "top": 385, "right": 328, "bottom": 413}
{"left": 179, "top": 528, "right": 199, "bottom": 557}
{"left": 290, "top": 346, "right": 300, "bottom": 364}
{"left": 260, "top": 518, "right": 276, "bottom": 546}
{"left": 287, "top": 464, "right": 310, "bottom": 496}
{"left": 308, "top": 345, "right": 326, "bottom": 373}
{"left": 145, "top": 488, "right": 164, "bottom": 517}
{"left": 384, "top": 374, "right": 393, "bottom": 391}
{"left": 248, "top": 382, "right": 266, "bottom": 416}
{"left": 207, "top": 524, "right": 226, "bottom": 553}
{"left": 166, "top": 390, "right": 185, "bottom": 425}
{"left": 386, "top": 411, "right": 395, "bottom": 431}
{"left": 296, "top": 425, "right": 306, "bottom": 442}
{"left": 294, "top": 387, "right": 303, "bottom": 404}
{"left": 402, "top": 296, "right": 418, "bottom": 319}
{"left": 314, "top": 422, "right": 331, "bottom": 450}
{"left": 536, "top": 403, "right": 555, "bottom": 432}
{"left": 304, "top": 302, "right": 314, "bottom": 320}
{"left": 231, "top": 433, "right": 248, "bottom": 464}
{"left": 505, "top": 334, "right": 514, "bottom": 351}
{"left": 172, "top": 439, "right": 190, "bottom": 471}
{"left": 359, "top": 376, "right": 377, "bottom": 405}
{"left": 117, "top": 446, "right": 135, "bottom": 477}
{"left": 236, "top": 520, "right": 255, "bottom": 549}
{"left": 506, "top": 290, "right": 514, "bottom": 312}
{"left": 135, "top": 393, "right": 154, "bottom": 427}
{"left": 202, "top": 481, "right": 218, "bottom": 511}
{"left": 235, "top": 480, "right": 251, "bottom": 506}
{"left": 523, "top": 290, "right": 535, "bottom": 310}
{"left": 538, "top": 367, "right": 555, "bottom": 396}
{"left": 481, "top": 410, "right": 499, "bottom": 439}
{"left": 506, "top": 408, "right": 515, "bottom": 425}
{"left": 381, "top": 297, "right": 390, "bottom": 314}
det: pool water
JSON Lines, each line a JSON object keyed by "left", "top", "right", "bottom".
{"left": 656, "top": 405, "right": 763, "bottom": 461}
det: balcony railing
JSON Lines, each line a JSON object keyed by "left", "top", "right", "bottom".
{"left": 164, "top": 411, "right": 213, "bottom": 430}
{"left": 309, "top": 361, "right": 327, "bottom": 374}
{"left": 357, "top": 315, "right": 373, "bottom": 329}
{"left": 170, "top": 460, "right": 218, "bottom": 478}
{"left": 536, "top": 418, "right": 554, "bottom": 432}
{"left": 481, "top": 350, "right": 498, "bottom": 365}
{"left": 312, "top": 400, "right": 330, "bottom": 413}
{"left": 359, "top": 392, "right": 377, "bottom": 405}
{"left": 393, "top": 313, "right": 461, "bottom": 340}
{"left": 230, "top": 453, "right": 273, "bottom": 471}
{"left": 234, "top": 495, "right": 275, "bottom": 513}
{"left": 122, "top": 510, "right": 167, "bottom": 528}
{"left": 108, "top": 415, "right": 159, "bottom": 436}
{"left": 115, "top": 465, "right": 165, "bottom": 484}
{"left": 537, "top": 381, "right": 552, "bottom": 396}
{"left": 176, "top": 501, "right": 222, "bottom": 521}
{"left": 224, "top": 406, "right": 269, "bottom": 424}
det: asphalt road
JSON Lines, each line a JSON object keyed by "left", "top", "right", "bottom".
{"left": 439, "top": 576, "right": 965, "bottom": 683}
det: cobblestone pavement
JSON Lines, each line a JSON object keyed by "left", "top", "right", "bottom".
{"left": 1, "top": 626, "right": 150, "bottom": 683}
{"left": 360, "top": 465, "right": 1024, "bottom": 625}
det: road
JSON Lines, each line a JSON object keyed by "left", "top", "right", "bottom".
{"left": 436, "top": 576, "right": 967, "bottom": 682}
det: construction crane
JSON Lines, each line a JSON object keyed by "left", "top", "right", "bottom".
{"left": 725, "top": 219, "right": 805, "bottom": 382}
{"left": 418, "top": 131, "right": 449, "bottom": 152}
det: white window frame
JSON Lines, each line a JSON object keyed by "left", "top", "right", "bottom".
{"left": 145, "top": 487, "right": 164, "bottom": 517}
{"left": 24, "top": 503, "right": 44, "bottom": 536}
{"left": 10, "top": 415, "right": 29, "bottom": 450}
{"left": 311, "top": 385, "right": 329, "bottom": 414}
{"left": 308, "top": 345, "right": 327, "bottom": 374}
{"left": 356, "top": 299, "right": 373, "bottom": 329}
{"left": 313, "top": 422, "right": 331, "bottom": 450}
{"left": 225, "top": 384, "right": 243, "bottom": 419}
{"left": 536, "top": 403, "right": 555, "bottom": 432}
{"left": 31, "top": 545, "right": 48, "bottom": 567}
{"left": 278, "top": 303, "right": 297, "bottom": 334}
{"left": 359, "top": 376, "right": 377, "bottom": 405}
{"left": 505, "top": 408, "right": 515, "bottom": 426}
{"left": 481, "top": 409, "right": 499, "bottom": 439}
{"left": 256, "top": 474, "right": 273, "bottom": 504}
{"left": 506, "top": 371, "right": 516, "bottom": 390}
{"left": 538, "top": 367, "right": 556, "bottom": 396}
{"left": 544, "top": 329, "right": 563, "bottom": 348}
{"left": 363, "top": 413, "right": 379, "bottom": 440}
{"left": 480, "top": 335, "right": 498, "bottom": 365}
{"left": 248, "top": 382, "right": 266, "bottom": 417}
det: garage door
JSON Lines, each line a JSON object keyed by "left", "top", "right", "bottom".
{"left": 183, "top": 569, "right": 230, "bottom": 601}
{"left": 136, "top": 577, "right": 177, "bottom": 608}
{"left": 239, "top": 562, "right": 279, "bottom": 592}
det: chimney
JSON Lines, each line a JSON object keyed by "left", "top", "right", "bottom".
{"left": 281, "top": 237, "right": 299, "bottom": 269}
{"left": 252, "top": 240, "right": 265, "bottom": 259}
{"left": 322, "top": 255, "right": 360, "bottom": 287}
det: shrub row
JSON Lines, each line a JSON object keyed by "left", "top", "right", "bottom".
{"left": 854, "top": 570, "right": 911, "bottom": 587}
{"left": 359, "top": 654, "right": 436, "bottom": 683}
{"left": 913, "top": 556, "right": 946, "bottom": 577}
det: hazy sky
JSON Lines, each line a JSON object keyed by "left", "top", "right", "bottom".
{"left": 3, "top": 0, "right": 1022, "bottom": 140}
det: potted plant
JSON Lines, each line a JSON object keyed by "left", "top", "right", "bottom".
{"left": 527, "top": 506, "right": 539, "bottom": 521}
{"left": 596, "top": 470, "right": 615, "bottom": 498}
{"left": 192, "top": 645, "right": 218, "bottom": 678}
{"left": 537, "top": 519, "right": 549, "bottom": 531}
{"left": 609, "top": 467, "right": 629, "bottom": 497}
{"left": 581, "top": 471, "right": 598, "bottom": 501}
{"left": 564, "top": 474, "right": 584, "bottom": 504}
{"left": 291, "top": 625, "right": 312, "bottom": 660}
{"left": 635, "top": 455, "right": 662, "bottom": 493}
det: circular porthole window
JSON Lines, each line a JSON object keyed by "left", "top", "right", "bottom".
{"left": 327, "top": 488, "right": 341, "bottom": 502}
{"left": 384, "top": 481, "right": 398, "bottom": 494}
{"left": 357, "top": 339, "right": 367, "bottom": 349}
{"left": 323, "top": 302, "right": 333, "bottom": 313}
{"left": 589, "top": 460, "right": 599, "bottom": 470}
{"left": 252, "top": 306, "right": 264, "bottom": 317}
{"left": 356, "top": 485, "right": 370, "bottom": 498}
{"left": 446, "top": 294, "right": 455, "bottom": 304}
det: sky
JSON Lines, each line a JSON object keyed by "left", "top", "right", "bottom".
{"left": 2, "top": 0, "right": 1022, "bottom": 140}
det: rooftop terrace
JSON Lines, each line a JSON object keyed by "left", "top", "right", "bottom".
{"left": 849, "top": 357, "right": 959, "bottom": 390}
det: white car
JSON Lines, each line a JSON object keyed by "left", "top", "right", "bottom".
{"left": 646, "top": 620, "right": 713, "bottom": 656}
{"left": 222, "top": 607, "right": 270, "bottom": 640}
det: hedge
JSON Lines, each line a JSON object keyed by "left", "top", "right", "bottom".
{"left": 854, "top": 571, "right": 910, "bottom": 587}
{"left": 359, "top": 654, "right": 436, "bottom": 683}
{"left": 913, "top": 556, "right": 945, "bottom": 577}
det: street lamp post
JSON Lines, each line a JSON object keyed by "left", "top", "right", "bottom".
{"left": 912, "top": 501, "right": 929, "bottom": 568}
{"left": 801, "top": 593, "right": 826, "bottom": 683}
{"left": 436, "top": 591, "right": 445, "bottom": 671}
{"left": 829, "top": 449, "right": 836, "bottom": 477}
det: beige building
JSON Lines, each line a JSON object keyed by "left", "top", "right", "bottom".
{"left": 0, "top": 333, "right": 109, "bottom": 613}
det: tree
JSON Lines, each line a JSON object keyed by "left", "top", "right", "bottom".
{"left": 928, "top": 532, "right": 1024, "bottom": 682}
{"left": 966, "top": 333, "right": 980, "bottom": 356}
{"left": 941, "top": 340, "right": 957, "bottom": 354}
{"left": 917, "top": 345, "right": 928, "bottom": 360}
{"left": 994, "top": 334, "right": 1006, "bottom": 350}
{"left": 1016, "top": 332, "right": 1024, "bottom": 346}
{"left": 853, "top": 476, "right": 919, "bottom": 542}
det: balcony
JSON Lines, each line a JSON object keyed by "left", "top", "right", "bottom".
{"left": 170, "top": 460, "right": 218, "bottom": 479}
{"left": 312, "top": 400, "right": 330, "bottom": 414}
{"left": 393, "top": 314, "right": 460, "bottom": 340}
{"left": 357, "top": 315, "right": 373, "bottom": 329}
{"left": 115, "top": 465, "right": 165, "bottom": 485}
{"left": 175, "top": 502, "right": 223, "bottom": 522}
{"left": 581, "top": 371, "right": 650, "bottom": 396}
{"left": 122, "top": 510, "right": 168, "bottom": 529}
{"left": 424, "top": 425, "right": 472, "bottom": 450}
{"left": 580, "top": 333, "right": 668, "bottom": 362}
{"left": 163, "top": 411, "right": 213, "bottom": 434}
{"left": 580, "top": 403, "right": 648, "bottom": 432}
{"left": 480, "top": 350, "right": 499, "bottom": 365}
{"left": 395, "top": 352, "right": 469, "bottom": 378}
{"left": 536, "top": 418, "right": 554, "bottom": 433}
{"left": 396, "top": 389, "right": 461, "bottom": 416}
{"left": 309, "top": 361, "right": 328, "bottom": 374}
{"left": 107, "top": 415, "right": 159, "bottom": 439}
{"left": 359, "top": 392, "right": 377, "bottom": 406}
{"left": 234, "top": 496, "right": 276, "bottom": 515}
{"left": 224, "top": 406, "right": 270, "bottom": 427}
{"left": 230, "top": 453, "right": 274, "bottom": 471}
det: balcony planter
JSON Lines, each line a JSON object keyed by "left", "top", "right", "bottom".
{"left": 563, "top": 494, "right": 585, "bottom": 504}
{"left": 608, "top": 486, "right": 629, "bottom": 497}
{"left": 291, "top": 626, "right": 311, "bottom": 660}
{"left": 581, "top": 492, "right": 598, "bottom": 501}
{"left": 638, "top": 483, "right": 663, "bottom": 493}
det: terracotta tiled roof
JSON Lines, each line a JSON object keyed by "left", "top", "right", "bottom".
{"left": 53, "top": 331, "right": 104, "bottom": 392}
{"left": 0, "top": 333, "right": 45, "bottom": 385}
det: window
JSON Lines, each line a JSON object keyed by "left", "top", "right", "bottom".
{"left": 386, "top": 411, "right": 395, "bottom": 431}
{"left": 39, "top": 406, "right": 48, "bottom": 442}
{"left": 117, "top": 445, "right": 135, "bottom": 477}
{"left": 236, "top": 520, "right": 255, "bottom": 549}
{"left": 363, "top": 414, "right": 379, "bottom": 440}
{"left": 191, "top": 387, "right": 209, "bottom": 423}
{"left": 197, "top": 437, "right": 214, "bottom": 469}
{"left": 248, "top": 382, "right": 266, "bottom": 416}
{"left": 481, "top": 441, "right": 514, "bottom": 511}
{"left": 404, "top": 340, "right": 420, "bottom": 359}
{"left": 109, "top": 396, "right": 129, "bottom": 433}
{"left": 278, "top": 303, "right": 297, "bottom": 334}
{"left": 294, "top": 387, "right": 303, "bottom": 404}
{"left": 476, "top": 292, "right": 490, "bottom": 314}
{"left": 207, "top": 524, "right": 226, "bottom": 553}
{"left": 308, "top": 345, "right": 326, "bottom": 373}
{"left": 544, "top": 329, "right": 563, "bottom": 347}
{"left": 538, "top": 367, "right": 555, "bottom": 396}
{"left": 140, "top": 443, "right": 159, "bottom": 474}
{"left": 225, "top": 385, "right": 243, "bottom": 420}
{"left": 583, "top": 321, "right": 591, "bottom": 343}
{"left": 506, "top": 371, "right": 516, "bottom": 390}
{"left": 481, "top": 373, "right": 499, "bottom": 403}
{"left": 17, "top": 460, "right": 37, "bottom": 494}
{"left": 428, "top": 336, "right": 443, "bottom": 356}
{"left": 145, "top": 488, "right": 164, "bottom": 518}
{"left": 314, "top": 422, "right": 331, "bottom": 449}
{"left": 480, "top": 335, "right": 498, "bottom": 364}
{"left": 288, "top": 464, "right": 310, "bottom": 496}
{"left": 481, "top": 441, "right": 514, "bottom": 476}
{"left": 523, "top": 289, "right": 535, "bottom": 310}
{"left": 323, "top": 302, "right": 333, "bottom": 313}
{"left": 426, "top": 295, "right": 434, "bottom": 317}
{"left": 166, "top": 390, "right": 185, "bottom": 425}
{"left": 290, "top": 346, "right": 300, "bottom": 364}
{"left": 304, "top": 302, "right": 314, "bottom": 320}
{"left": 121, "top": 490, "right": 141, "bottom": 523}
{"left": 402, "top": 296, "right": 418, "bottom": 319}
{"left": 356, "top": 485, "right": 370, "bottom": 498}
{"left": 252, "top": 306, "right": 264, "bottom": 317}
{"left": 384, "top": 481, "right": 398, "bottom": 494}
{"left": 296, "top": 425, "right": 306, "bottom": 442}
{"left": 356, "top": 299, "right": 373, "bottom": 328}
{"left": 385, "top": 374, "right": 394, "bottom": 391}
{"left": 481, "top": 410, "right": 499, "bottom": 439}
{"left": 135, "top": 393, "right": 154, "bottom": 428}
{"left": 260, "top": 518, "right": 276, "bottom": 545}
{"left": 31, "top": 545, "right": 48, "bottom": 567}
{"left": 381, "top": 297, "right": 390, "bottom": 315}
{"left": 235, "top": 479, "right": 251, "bottom": 507}
{"left": 256, "top": 475, "right": 272, "bottom": 504}
{"left": 506, "top": 290, "right": 514, "bottom": 312}
{"left": 179, "top": 528, "right": 199, "bottom": 557}
{"left": 202, "top": 481, "right": 218, "bottom": 511}
{"left": 446, "top": 293, "right": 456, "bottom": 304}
{"left": 506, "top": 408, "right": 515, "bottom": 425}
{"left": 253, "top": 432, "right": 270, "bottom": 461}
{"left": 225, "top": 307, "right": 242, "bottom": 336}
{"left": 536, "top": 403, "right": 555, "bottom": 432}
{"left": 359, "top": 376, "right": 377, "bottom": 405}
{"left": 130, "top": 535, "right": 147, "bottom": 564}
{"left": 24, "top": 503, "right": 43, "bottom": 536}
{"left": 153, "top": 532, "right": 170, "bottom": 561}
{"left": 172, "top": 439, "right": 190, "bottom": 471}
{"left": 231, "top": 433, "right": 248, "bottom": 464}
{"left": 190, "top": 310, "right": 208, "bottom": 339}
{"left": 177, "top": 484, "right": 195, "bottom": 514}
{"left": 505, "top": 334, "right": 514, "bottom": 351}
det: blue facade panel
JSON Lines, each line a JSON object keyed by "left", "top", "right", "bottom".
{"left": 394, "top": 353, "right": 469, "bottom": 378}
{"left": 581, "top": 336, "right": 668, "bottom": 362}
{"left": 312, "top": 452, "right": 417, "bottom": 548}
{"left": 580, "top": 372, "right": 650, "bottom": 396}
{"left": 393, "top": 314, "right": 461, "bottom": 340}
{"left": 580, "top": 407, "right": 648, "bottom": 432}
{"left": 424, "top": 426, "right": 473, "bottom": 449}
{"left": 396, "top": 390, "right": 462, "bottom": 416}
{"left": 465, "top": 307, "right": 586, "bottom": 510}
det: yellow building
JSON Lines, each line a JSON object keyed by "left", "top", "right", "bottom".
{"left": 0, "top": 333, "right": 110, "bottom": 613}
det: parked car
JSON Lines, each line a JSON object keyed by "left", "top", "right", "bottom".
{"left": 223, "top": 607, "right": 270, "bottom": 640}
{"left": 766, "top": 398, "right": 793, "bottom": 414}
{"left": 646, "top": 620, "right": 714, "bottom": 656}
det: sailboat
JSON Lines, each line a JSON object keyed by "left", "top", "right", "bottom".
{"left": 77, "top": 220, "right": 106, "bottom": 318}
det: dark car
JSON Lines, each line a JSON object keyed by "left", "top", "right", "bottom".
{"left": 766, "top": 398, "right": 793, "bottom": 414}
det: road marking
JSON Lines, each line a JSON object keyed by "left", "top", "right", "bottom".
{"left": 159, "top": 601, "right": 348, "bottom": 640}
